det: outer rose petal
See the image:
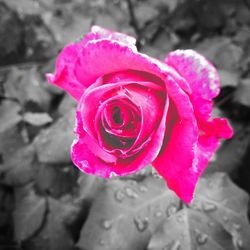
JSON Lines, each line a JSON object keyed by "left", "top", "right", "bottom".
{"left": 160, "top": 49, "right": 233, "bottom": 203}
{"left": 165, "top": 49, "right": 220, "bottom": 120}
{"left": 74, "top": 40, "right": 191, "bottom": 95}
{"left": 82, "top": 26, "right": 137, "bottom": 49}
{"left": 46, "top": 26, "right": 137, "bottom": 101}
{"left": 46, "top": 43, "right": 84, "bottom": 100}
{"left": 152, "top": 76, "right": 199, "bottom": 204}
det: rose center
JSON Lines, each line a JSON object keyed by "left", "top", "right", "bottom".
{"left": 112, "top": 106, "right": 123, "bottom": 125}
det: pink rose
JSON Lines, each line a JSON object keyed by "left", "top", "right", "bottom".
{"left": 47, "top": 26, "right": 233, "bottom": 203}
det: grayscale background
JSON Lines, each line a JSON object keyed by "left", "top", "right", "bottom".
{"left": 0, "top": 0, "right": 250, "bottom": 249}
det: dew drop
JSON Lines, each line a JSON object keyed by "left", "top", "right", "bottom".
{"left": 115, "top": 190, "right": 125, "bottom": 202}
{"left": 207, "top": 180, "right": 213, "bottom": 188}
{"left": 162, "top": 240, "right": 181, "bottom": 250}
{"left": 99, "top": 239, "right": 105, "bottom": 246}
{"left": 125, "top": 187, "right": 138, "bottom": 199}
{"left": 166, "top": 204, "right": 178, "bottom": 217}
{"left": 101, "top": 219, "right": 112, "bottom": 230}
{"left": 139, "top": 185, "right": 148, "bottom": 193}
{"left": 133, "top": 216, "right": 149, "bottom": 232}
{"left": 152, "top": 168, "right": 161, "bottom": 179}
{"left": 236, "top": 239, "right": 244, "bottom": 249}
{"left": 177, "top": 215, "right": 184, "bottom": 223}
{"left": 208, "top": 221, "right": 215, "bottom": 227}
{"left": 223, "top": 216, "right": 229, "bottom": 222}
{"left": 154, "top": 210, "right": 163, "bottom": 217}
{"left": 233, "top": 223, "right": 241, "bottom": 231}
{"left": 196, "top": 233, "right": 208, "bottom": 245}
{"left": 203, "top": 202, "right": 217, "bottom": 212}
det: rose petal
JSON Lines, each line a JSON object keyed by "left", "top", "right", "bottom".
{"left": 165, "top": 49, "right": 220, "bottom": 120}
{"left": 46, "top": 44, "right": 84, "bottom": 100}
{"left": 193, "top": 118, "right": 233, "bottom": 178}
{"left": 74, "top": 39, "right": 191, "bottom": 94}
{"left": 79, "top": 79, "right": 165, "bottom": 156}
{"left": 153, "top": 76, "right": 199, "bottom": 204}
{"left": 161, "top": 50, "right": 234, "bottom": 203}
{"left": 122, "top": 84, "right": 166, "bottom": 153}
{"left": 47, "top": 27, "right": 137, "bottom": 101}
{"left": 82, "top": 26, "right": 137, "bottom": 49}
{"left": 72, "top": 89, "right": 169, "bottom": 177}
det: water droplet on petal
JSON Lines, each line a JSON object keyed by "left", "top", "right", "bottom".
{"left": 133, "top": 216, "right": 149, "bottom": 232}
{"left": 166, "top": 204, "right": 178, "bottom": 217}
{"left": 101, "top": 219, "right": 112, "bottom": 230}
{"left": 125, "top": 187, "right": 138, "bottom": 199}
{"left": 196, "top": 233, "right": 208, "bottom": 245}
{"left": 203, "top": 202, "right": 217, "bottom": 212}
{"left": 115, "top": 190, "right": 125, "bottom": 202}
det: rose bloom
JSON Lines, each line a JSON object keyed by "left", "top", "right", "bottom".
{"left": 47, "top": 26, "right": 233, "bottom": 203}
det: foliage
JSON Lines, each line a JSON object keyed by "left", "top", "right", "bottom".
{"left": 0, "top": 0, "right": 250, "bottom": 249}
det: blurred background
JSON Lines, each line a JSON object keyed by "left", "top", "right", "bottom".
{"left": 0, "top": 0, "right": 250, "bottom": 249}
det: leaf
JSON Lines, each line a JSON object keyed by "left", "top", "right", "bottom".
{"left": 234, "top": 79, "right": 250, "bottom": 107}
{"left": 218, "top": 70, "right": 239, "bottom": 88}
{"left": 58, "top": 94, "right": 77, "bottom": 116}
{"left": 33, "top": 109, "right": 75, "bottom": 163}
{"left": 0, "top": 124, "right": 26, "bottom": 171}
{"left": 23, "top": 112, "right": 53, "bottom": 126}
{"left": 4, "top": 67, "right": 51, "bottom": 110}
{"left": 147, "top": 208, "right": 235, "bottom": 250}
{"left": 0, "top": 100, "right": 21, "bottom": 134}
{"left": 35, "top": 164, "right": 78, "bottom": 198}
{"left": 24, "top": 198, "right": 75, "bottom": 250}
{"left": 190, "top": 173, "right": 250, "bottom": 249}
{"left": 0, "top": 2, "right": 23, "bottom": 62}
{"left": 134, "top": 3, "right": 158, "bottom": 29}
{"left": 77, "top": 173, "right": 104, "bottom": 201}
{"left": 77, "top": 176, "right": 180, "bottom": 250}
{"left": 206, "top": 124, "right": 250, "bottom": 174}
{"left": 2, "top": 145, "right": 35, "bottom": 186}
{"left": 4, "top": 0, "right": 46, "bottom": 16}
{"left": 13, "top": 185, "right": 47, "bottom": 241}
{"left": 121, "top": 165, "right": 153, "bottom": 181}
{"left": 196, "top": 37, "right": 243, "bottom": 71}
